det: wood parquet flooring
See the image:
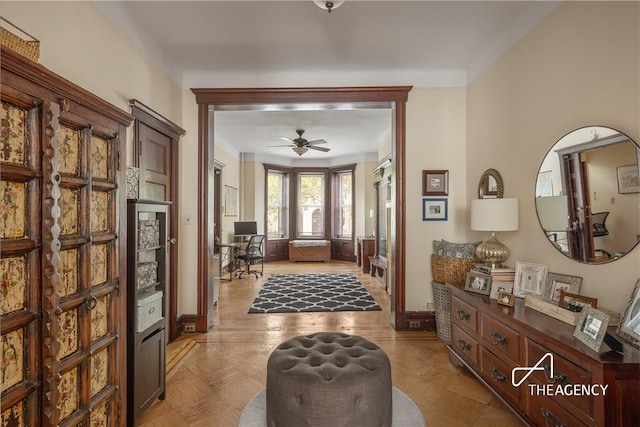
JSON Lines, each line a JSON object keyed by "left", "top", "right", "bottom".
{"left": 137, "top": 261, "right": 523, "bottom": 426}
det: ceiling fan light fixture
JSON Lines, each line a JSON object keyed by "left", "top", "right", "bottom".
{"left": 292, "top": 146, "right": 308, "bottom": 156}
{"left": 314, "top": 0, "right": 345, "bottom": 13}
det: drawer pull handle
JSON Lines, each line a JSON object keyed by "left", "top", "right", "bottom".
{"left": 544, "top": 365, "right": 569, "bottom": 385}
{"left": 456, "top": 309, "right": 470, "bottom": 320}
{"left": 489, "top": 329, "right": 507, "bottom": 345}
{"left": 457, "top": 339, "right": 471, "bottom": 351}
{"left": 540, "top": 408, "right": 568, "bottom": 427}
{"left": 489, "top": 365, "right": 506, "bottom": 383}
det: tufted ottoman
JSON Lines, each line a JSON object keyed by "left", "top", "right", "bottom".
{"left": 266, "top": 332, "right": 392, "bottom": 427}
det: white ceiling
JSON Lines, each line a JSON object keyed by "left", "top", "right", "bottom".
{"left": 93, "top": 0, "right": 562, "bottom": 161}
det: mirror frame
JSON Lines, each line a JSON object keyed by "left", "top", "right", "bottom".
{"left": 478, "top": 168, "right": 504, "bottom": 199}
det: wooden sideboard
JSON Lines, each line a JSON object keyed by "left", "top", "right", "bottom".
{"left": 356, "top": 237, "right": 375, "bottom": 273}
{"left": 447, "top": 284, "right": 640, "bottom": 426}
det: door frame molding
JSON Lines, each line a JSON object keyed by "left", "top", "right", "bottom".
{"left": 130, "top": 99, "right": 185, "bottom": 341}
{"left": 192, "top": 86, "right": 412, "bottom": 330}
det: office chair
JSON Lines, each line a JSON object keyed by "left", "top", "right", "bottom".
{"left": 592, "top": 212, "right": 611, "bottom": 258}
{"left": 235, "top": 235, "right": 264, "bottom": 279}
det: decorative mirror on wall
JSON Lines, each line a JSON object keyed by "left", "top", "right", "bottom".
{"left": 535, "top": 126, "right": 640, "bottom": 264}
{"left": 478, "top": 168, "right": 504, "bottom": 199}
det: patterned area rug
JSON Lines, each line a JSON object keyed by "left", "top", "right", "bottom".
{"left": 248, "top": 273, "right": 382, "bottom": 313}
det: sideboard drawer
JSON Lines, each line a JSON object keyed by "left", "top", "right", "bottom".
{"left": 480, "top": 347, "right": 520, "bottom": 406}
{"left": 452, "top": 324, "right": 478, "bottom": 367}
{"left": 481, "top": 313, "right": 520, "bottom": 363}
{"left": 451, "top": 296, "right": 477, "bottom": 334}
{"left": 527, "top": 389, "right": 590, "bottom": 427}
{"left": 527, "top": 339, "right": 594, "bottom": 419}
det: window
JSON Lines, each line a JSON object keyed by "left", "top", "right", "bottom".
{"left": 297, "top": 173, "right": 325, "bottom": 238}
{"left": 334, "top": 171, "right": 353, "bottom": 238}
{"left": 267, "top": 170, "right": 289, "bottom": 238}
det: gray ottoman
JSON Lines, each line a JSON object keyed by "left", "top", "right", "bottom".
{"left": 266, "top": 332, "right": 392, "bottom": 427}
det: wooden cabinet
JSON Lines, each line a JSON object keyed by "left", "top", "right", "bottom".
{"left": 356, "top": 237, "right": 375, "bottom": 273}
{"left": 127, "top": 200, "right": 169, "bottom": 424}
{"left": 1, "top": 47, "right": 132, "bottom": 425}
{"left": 448, "top": 284, "right": 640, "bottom": 426}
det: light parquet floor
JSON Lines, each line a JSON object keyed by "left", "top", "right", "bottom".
{"left": 137, "top": 261, "right": 523, "bottom": 427}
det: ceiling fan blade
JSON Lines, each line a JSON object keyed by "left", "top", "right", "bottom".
{"left": 267, "top": 144, "right": 295, "bottom": 148}
{"left": 279, "top": 136, "right": 295, "bottom": 143}
{"left": 307, "top": 139, "right": 328, "bottom": 145}
{"left": 307, "top": 145, "right": 331, "bottom": 152}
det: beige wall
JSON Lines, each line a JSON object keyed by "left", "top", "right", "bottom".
{"left": 406, "top": 88, "right": 468, "bottom": 310}
{"left": 466, "top": 1, "right": 640, "bottom": 313}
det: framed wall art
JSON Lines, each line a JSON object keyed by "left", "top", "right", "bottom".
{"left": 513, "top": 262, "right": 547, "bottom": 298}
{"left": 573, "top": 305, "right": 610, "bottom": 352}
{"left": 422, "top": 198, "right": 448, "bottom": 221}
{"left": 617, "top": 165, "right": 639, "bottom": 194}
{"left": 542, "top": 272, "right": 582, "bottom": 304}
{"left": 224, "top": 185, "right": 238, "bottom": 217}
{"left": 422, "top": 170, "right": 449, "bottom": 196}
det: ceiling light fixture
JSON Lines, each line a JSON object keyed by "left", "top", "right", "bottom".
{"left": 314, "top": 0, "right": 344, "bottom": 13}
{"left": 292, "top": 146, "right": 309, "bottom": 156}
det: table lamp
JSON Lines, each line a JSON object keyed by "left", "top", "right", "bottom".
{"left": 470, "top": 198, "right": 519, "bottom": 268}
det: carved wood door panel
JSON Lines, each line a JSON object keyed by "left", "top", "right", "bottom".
{"left": 1, "top": 48, "right": 131, "bottom": 426}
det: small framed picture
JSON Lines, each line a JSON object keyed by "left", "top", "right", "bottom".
{"left": 542, "top": 272, "right": 583, "bottom": 304}
{"left": 497, "top": 291, "right": 515, "bottom": 307}
{"left": 513, "top": 262, "right": 548, "bottom": 298}
{"left": 422, "top": 198, "right": 448, "bottom": 221}
{"left": 490, "top": 281, "right": 514, "bottom": 300}
{"left": 573, "top": 305, "right": 610, "bottom": 352}
{"left": 558, "top": 291, "right": 598, "bottom": 312}
{"left": 617, "top": 164, "right": 640, "bottom": 194}
{"left": 422, "top": 170, "right": 449, "bottom": 196}
{"left": 617, "top": 279, "right": 640, "bottom": 348}
{"left": 464, "top": 272, "right": 492, "bottom": 296}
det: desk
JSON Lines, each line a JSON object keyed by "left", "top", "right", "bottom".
{"left": 215, "top": 242, "right": 246, "bottom": 282}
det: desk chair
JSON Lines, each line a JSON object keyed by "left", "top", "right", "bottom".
{"left": 235, "top": 235, "right": 265, "bottom": 279}
{"left": 592, "top": 212, "right": 611, "bottom": 258}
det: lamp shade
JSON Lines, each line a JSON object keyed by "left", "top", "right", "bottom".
{"left": 470, "top": 198, "right": 519, "bottom": 232}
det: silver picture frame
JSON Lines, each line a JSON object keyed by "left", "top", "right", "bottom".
{"left": 513, "top": 262, "right": 547, "bottom": 298}
{"left": 617, "top": 279, "right": 640, "bottom": 348}
{"left": 542, "top": 272, "right": 583, "bottom": 304}
{"left": 573, "top": 305, "right": 610, "bottom": 352}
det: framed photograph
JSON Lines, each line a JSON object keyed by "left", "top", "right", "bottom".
{"left": 464, "top": 272, "right": 492, "bottom": 296}
{"left": 422, "top": 198, "right": 448, "bottom": 221}
{"left": 497, "top": 291, "right": 515, "bottom": 307}
{"left": 490, "top": 281, "right": 513, "bottom": 300}
{"left": 558, "top": 291, "right": 598, "bottom": 312}
{"left": 513, "top": 262, "right": 547, "bottom": 298}
{"left": 573, "top": 305, "right": 610, "bottom": 352}
{"left": 617, "top": 165, "right": 639, "bottom": 194}
{"left": 224, "top": 185, "right": 238, "bottom": 216}
{"left": 542, "top": 272, "right": 583, "bottom": 304}
{"left": 422, "top": 170, "right": 449, "bottom": 196}
{"left": 535, "top": 170, "right": 553, "bottom": 197}
{"left": 617, "top": 279, "right": 640, "bottom": 348}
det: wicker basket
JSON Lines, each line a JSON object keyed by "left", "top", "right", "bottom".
{"left": 1, "top": 17, "right": 40, "bottom": 62}
{"left": 431, "top": 255, "right": 479, "bottom": 287}
{"left": 432, "top": 281, "right": 451, "bottom": 344}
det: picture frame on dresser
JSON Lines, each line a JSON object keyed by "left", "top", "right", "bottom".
{"left": 542, "top": 272, "right": 582, "bottom": 303}
{"left": 573, "top": 305, "right": 610, "bottom": 352}
{"left": 489, "top": 281, "right": 513, "bottom": 300}
{"left": 464, "top": 272, "right": 492, "bottom": 296}
{"left": 617, "top": 279, "right": 640, "bottom": 348}
{"left": 513, "top": 262, "right": 547, "bottom": 298}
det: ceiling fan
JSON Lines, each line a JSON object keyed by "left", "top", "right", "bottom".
{"left": 268, "top": 129, "right": 331, "bottom": 156}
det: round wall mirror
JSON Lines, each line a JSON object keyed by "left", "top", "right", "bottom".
{"left": 478, "top": 168, "right": 504, "bottom": 199}
{"left": 535, "top": 126, "right": 640, "bottom": 264}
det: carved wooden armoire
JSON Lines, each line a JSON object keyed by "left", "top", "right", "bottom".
{"left": 1, "top": 47, "right": 132, "bottom": 425}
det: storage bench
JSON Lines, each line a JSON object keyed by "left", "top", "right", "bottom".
{"left": 288, "top": 240, "right": 331, "bottom": 262}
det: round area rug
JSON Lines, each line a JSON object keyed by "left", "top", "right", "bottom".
{"left": 238, "top": 387, "right": 426, "bottom": 427}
